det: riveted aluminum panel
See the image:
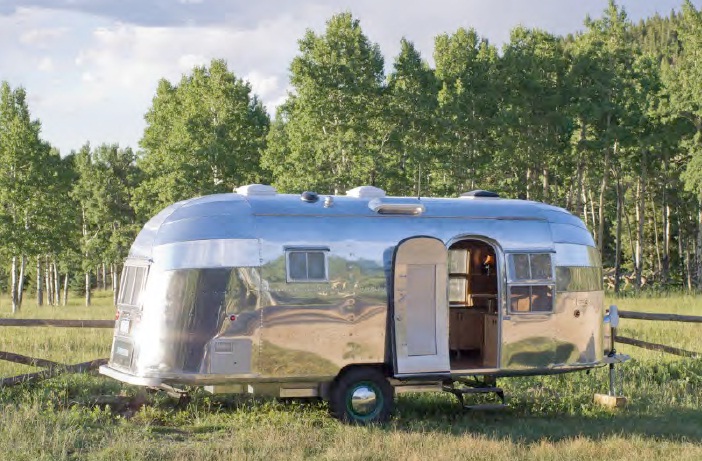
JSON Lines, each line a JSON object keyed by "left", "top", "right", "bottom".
{"left": 152, "top": 239, "right": 260, "bottom": 270}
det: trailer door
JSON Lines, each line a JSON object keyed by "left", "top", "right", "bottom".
{"left": 392, "top": 237, "right": 450, "bottom": 376}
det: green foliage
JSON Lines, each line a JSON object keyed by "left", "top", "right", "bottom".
{"left": 0, "top": 83, "right": 62, "bottom": 257}
{"left": 4, "top": 3, "right": 702, "bottom": 294}
{"left": 261, "top": 13, "right": 386, "bottom": 193}
{"left": 134, "top": 59, "right": 270, "bottom": 219}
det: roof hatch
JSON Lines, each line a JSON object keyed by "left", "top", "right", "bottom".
{"left": 235, "top": 184, "right": 277, "bottom": 196}
{"left": 346, "top": 186, "right": 386, "bottom": 199}
{"left": 460, "top": 190, "right": 500, "bottom": 199}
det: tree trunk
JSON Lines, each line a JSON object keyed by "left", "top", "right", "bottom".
{"left": 17, "top": 255, "right": 26, "bottom": 308}
{"left": 662, "top": 152, "right": 670, "bottom": 285}
{"left": 697, "top": 204, "right": 702, "bottom": 291}
{"left": 53, "top": 262, "right": 60, "bottom": 305}
{"left": 687, "top": 237, "right": 694, "bottom": 292}
{"left": 542, "top": 166, "right": 549, "bottom": 202}
{"left": 11, "top": 256, "right": 18, "bottom": 313}
{"left": 634, "top": 156, "right": 646, "bottom": 290}
{"left": 45, "top": 256, "right": 52, "bottom": 305}
{"left": 526, "top": 167, "right": 532, "bottom": 201}
{"left": 588, "top": 188, "right": 597, "bottom": 240}
{"left": 112, "top": 263, "right": 119, "bottom": 306}
{"left": 614, "top": 178, "right": 623, "bottom": 293}
{"left": 569, "top": 121, "right": 587, "bottom": 213}
{"left": 36, "top": 257, "right": 43, "bottom": 306}
{"left": 679, "top": 213, "right": 687, "bottom": 292}
{"left": 651, "top": 192, "right": 662, "bottom": 279}
{"left": 597, "top": 141, "right": 614, "bottom": 253}
{"left": 62, "top": 273, "right": 69, "bottom": 306}
{"left": 85, "top": 271, "right": 91, "bottom": 307}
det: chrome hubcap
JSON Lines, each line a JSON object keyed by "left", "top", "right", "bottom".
{"left": 350, "top": 385, "right": 378, "bottom": 416}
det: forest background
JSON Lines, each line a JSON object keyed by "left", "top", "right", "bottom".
{"left": 1, "top": 1, "right": 701, "bottom": 312}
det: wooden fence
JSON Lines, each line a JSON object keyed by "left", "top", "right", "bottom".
{"left": 0, "top": 310, "right": 699, "bottom": 388}
{"left": 0, "top": 318, "right": 113, "bottom": 387}
{"left": 615, "top": 310, "right": 702, "bottom": 359}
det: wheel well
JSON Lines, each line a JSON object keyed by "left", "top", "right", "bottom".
{"left": 321, "top": 363, "right": 391, "bottom": 400}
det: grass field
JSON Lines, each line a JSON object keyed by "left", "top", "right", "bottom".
{"left": 0, "top": 291, "right": 700, "bottom": 460}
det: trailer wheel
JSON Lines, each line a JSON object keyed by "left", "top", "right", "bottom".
{"left": 329, "top": 367, "right": 394, "bottom": 424}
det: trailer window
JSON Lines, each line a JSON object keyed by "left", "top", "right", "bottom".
{"left": 508, "top": 253, "right": 554, "bottom": 313}
{"left": 510, "top": 285, "right": 553, "bottom": 312}
{"left": 286, "top": 250, "right": 328, "bottom": 282}
{"left": 118, "top": 265, "right": 148, "bottom": 307}
{"left": 508, "top": 253, "right": 553, "bottom": 281}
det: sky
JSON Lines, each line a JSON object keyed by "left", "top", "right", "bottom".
{"left": 0, "top": 0, "right": 700, "bottom": 155}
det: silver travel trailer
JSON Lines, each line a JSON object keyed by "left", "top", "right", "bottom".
{"left": 100, "top": 184, "right": 625, "bottom": 423}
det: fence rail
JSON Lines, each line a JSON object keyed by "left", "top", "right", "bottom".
{"left": 0, "top": 318, "right": 112, "bottom": 388}
{"left": 618, "top": 310, "right": 702, "bottom": 323}
{"left": 0, "top": 310, "right": 699, "bottom": 388}
{"left": 614, "top": 309, "right": 702, "bottom": 358}
{"left": 0, "top": 319, "right": 113, "bottom": 328}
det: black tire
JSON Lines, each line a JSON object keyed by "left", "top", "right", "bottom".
{"left": 329, "top": 367, "right": 395, "bottom": 424}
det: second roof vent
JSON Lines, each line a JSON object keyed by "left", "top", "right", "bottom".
{"left": 460, "top": 190, "right": 500, "bottom": 199}
{"left": 235, "top": 184, "right": 277, "bottom": 196}
{"left": 346, "top": 185, "right": 386, "bottom": 199}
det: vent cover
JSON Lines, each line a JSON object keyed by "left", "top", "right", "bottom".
{"left": 346, "top": 186, "right": 386, "bottom": 199}
{"left": 235, "top": 184, "right": 277, "bottom": 196}
{"left": 460, "top": 190, "right": 500, "bottom": 199}
{"left": 368, "top": 198, "right": 425, "bottom": 215}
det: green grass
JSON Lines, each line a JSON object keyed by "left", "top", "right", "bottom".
{"left": 0, "top": 292, "right": 700, "bottom": 460}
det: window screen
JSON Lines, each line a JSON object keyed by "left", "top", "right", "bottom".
{"left": 286, "top": 250, "right": 328, "bottom": 282}
{"left": 508, "top": 253, "right": 553, "bottom": 281}
{"left": 508, "top": 253, "right": 554, "bottom": 313}
{"left": 509, "top": 285, "right": 553, "bottom": 313}
{"left": 118, "top": 265, "right": 148, "bottom": 307}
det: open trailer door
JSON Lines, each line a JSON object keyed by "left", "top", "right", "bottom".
{"left": 392, "top": 237, "right": 450, "bottom": 376}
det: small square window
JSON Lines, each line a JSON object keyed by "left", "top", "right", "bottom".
{"left": 531, "top": 286, "right": 553, "bottom": 311}
{"left": 530, "top": 254, "right": 552, "bottom": 280}
{"left": 509, "top": 285, "right": 553, "bottom": 313}
{"left": 449, "top": 249, "right": 468, "bottom": 274}
{"left": 449, "top": 277, "right": 466, "bottom": 303}
{"left": 510, "top": 254, "right": 530, "bottom": 280}
{"left": 508, "top": 253, "right": 553, "bottom": 282}
{"left": 286, "top": 250, "right": 328, "bottom": 282}
{"left": 510, "top": 286, "right": 531, "bottom": 312}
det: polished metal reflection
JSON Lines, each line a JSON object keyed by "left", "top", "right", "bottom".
{"left": 350, "top": 385, "right": 378, "bottom": 416}
{"left": 556, "top": 266, "right": 603, "bottom": 292}
{"left": 103, "top": 189, "right": 612, "bottom": 391}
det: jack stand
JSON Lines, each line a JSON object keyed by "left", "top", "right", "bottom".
{"left": 594, "top": 338, "right": 629, "bottom": 408}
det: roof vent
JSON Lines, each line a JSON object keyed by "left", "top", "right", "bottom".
{"left": 346, "top": 186, "right": 386, "bottom": 199}
{"left": 368, "top": 198, "right": 425, "bottom": 215}
{"left": 460, "top": 190, "right": 500, "bottom": 199}
{"left": 235, "top": 184, "right": 277, "bottom": 196}
{"left": 300, "top": 191, "right": 319, "bottom": 203}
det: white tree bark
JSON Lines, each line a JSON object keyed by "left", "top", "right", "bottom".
{"left": 36, "top": 257, "right": 43, "bottom": 306}
{"left": 11, "top": 256, "right": 18, "bottom": 313}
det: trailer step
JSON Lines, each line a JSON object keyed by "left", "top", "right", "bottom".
{"left": 443, "top": 382, "right": 506, "bottom": 409}
{"left": 443, "top": 385, "right": 502, "bottom": 395}
{"left": 463, "top": 403, "right": 507, "bottom": 411}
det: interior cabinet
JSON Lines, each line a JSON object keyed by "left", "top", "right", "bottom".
{"left": 449, "top": 309, "right": 483, "bottom": 350}
{"left": 483, "top": 314, "right": 498, "bottom": 366}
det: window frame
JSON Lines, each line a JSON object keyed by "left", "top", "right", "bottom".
{"left": 285, "top": 247, "right": 330, "bottom": 283}
{"left": 507, "top": 252, "right": 555, "bottom": 314}
{"left": 117, "top": 261, "right": 150, "bottom": 308}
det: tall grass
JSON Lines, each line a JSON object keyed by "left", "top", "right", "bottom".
{"left": 0, "top": 292, "right": 699, "bottom": 460}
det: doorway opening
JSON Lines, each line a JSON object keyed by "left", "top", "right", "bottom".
{"left": 447, "top": 239, "right": 499, "bottom": 371}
